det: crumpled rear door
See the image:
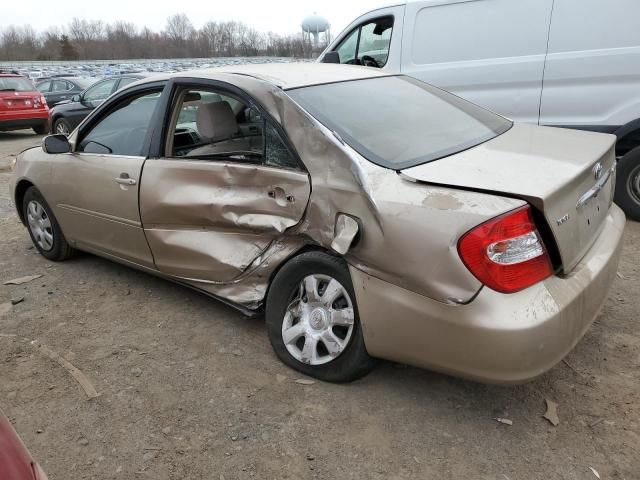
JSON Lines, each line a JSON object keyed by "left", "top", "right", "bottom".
{"left": 139, "top": 159, "right": 310, "bottom": 283}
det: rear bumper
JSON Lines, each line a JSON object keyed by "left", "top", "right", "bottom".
{"left": 350, "top": 205, "right": 626, "bottom": 384}
{"left": 0, "top": 110, "right": 49, "bottom": 130}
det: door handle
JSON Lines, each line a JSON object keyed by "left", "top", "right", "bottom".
{"left": 115, "top": 173, "right": 136, "bottom": 186}
{"left": 268, "top": 187, "right": 295, "bottom": 204}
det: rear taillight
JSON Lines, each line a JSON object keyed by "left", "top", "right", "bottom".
{"left": 458, "top": 205, "right": 553, "bottom": 294}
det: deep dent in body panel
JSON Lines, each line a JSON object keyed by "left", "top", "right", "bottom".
{"left": 139, "top": 79, "right": 526, "bottom": 309}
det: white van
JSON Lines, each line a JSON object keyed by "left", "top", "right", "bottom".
{"left": 320, "top": 0, "right": 640, "bottom": 220}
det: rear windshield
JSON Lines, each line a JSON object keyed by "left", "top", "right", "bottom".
{"left": 287, "top": 76, "right": 512, "bottom": 170}
{"left": 0, "top": 76, "right": 35, "bottom": 92}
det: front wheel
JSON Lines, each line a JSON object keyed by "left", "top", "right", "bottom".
{"left": 22, "top": 187, "right": 74, "bottom": 261}
{"left": 53, "top": 118, "right": 71, "bottom": 136}
{"left": 615, "top": 147, "right": 640, "bottom": 221}
{"left": 266, "top": 251, "right": 375, "bottom": 382}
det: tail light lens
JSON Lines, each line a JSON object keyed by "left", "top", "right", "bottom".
{"left": 458, "top": 205, "right": 553, "bottom": 294}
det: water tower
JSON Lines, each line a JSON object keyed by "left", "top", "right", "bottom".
{"left": 302, "top": 14, "right": 331, "bottom": 48}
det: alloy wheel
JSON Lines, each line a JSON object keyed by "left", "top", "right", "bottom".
{"left": 55, "top": 121, "right": 69, "bottom": 135}
{"left": 281, "top": 274, "right": 355, "bottom": 366}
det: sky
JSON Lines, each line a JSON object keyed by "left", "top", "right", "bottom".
{"left": 4, "top": 0, "right": 393, "bottom": 36}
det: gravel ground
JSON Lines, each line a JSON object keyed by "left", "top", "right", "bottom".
{"left": 1, "top": 129, "right": 639, "bottom": 480}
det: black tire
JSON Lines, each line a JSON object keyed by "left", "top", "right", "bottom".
{"left": 266, "top": 251, "right": 376, "bottom": 382}
{"left": 22, "top": 187, "right": 74, "bottom": 261}
{"left": 615, "top": 146, "right": 640, "bottom": 222}
{"left": 52, "top": 118, "right": 71, "bottom": 136}
{"left": 32, "top": 124, "right": 47, "bottom": 135}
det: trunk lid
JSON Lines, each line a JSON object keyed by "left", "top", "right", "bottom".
{"left": 401, "top": 123, "right": 617, "bottom": 274}
{"left": 0, "top": 91, "right": 41, "bottom": 111}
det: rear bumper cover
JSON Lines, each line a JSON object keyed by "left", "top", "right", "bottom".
{"left": 350, "top": 205, "right": 626, "bottom": 384}
{"left": 0, "top": 110, "right": 49, "bottom": 130}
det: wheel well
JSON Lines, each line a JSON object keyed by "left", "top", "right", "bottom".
{"left": 616, "top": 123, "right": 640, "bottom": 157}
{"left": 14, "top": 180, "right": 34, "bottom": 225}
{"left": 263, "top": 244, "right": 339, "bottom": 307}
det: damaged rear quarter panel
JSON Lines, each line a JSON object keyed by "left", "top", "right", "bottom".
{"left": 230, "top": 78, "right": 525, "bottom": 304}
{"left": 137, "top": 74, "right": 527, "bottom": 308}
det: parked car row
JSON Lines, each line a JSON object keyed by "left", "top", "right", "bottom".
{"left": 47, "top": 74, "right": 150, "bottom": 135}
{"left": 2, "top": 57, "right": 297, "bottom": 83}
{"left": 0, "top": 69, "right": 155, "bottom": 136}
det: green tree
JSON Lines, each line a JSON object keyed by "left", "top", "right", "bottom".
{"left": 59, "top": 34, "right": 78, "bottom": 60}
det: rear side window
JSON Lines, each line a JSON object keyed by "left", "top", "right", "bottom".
{"left": 411, "top": 0, "right": 553, "bottom": 64}
{"left": 288, "top": 76, "right": 511, "bottom": 170}
{"left": 37, "top": 81, "right": 52, "bottom": 93}
{"left": 52, "top": 80, "right": 71, "bottom": 92}
{"left": 78, "top": 90, "right": 161, "bottom": 156}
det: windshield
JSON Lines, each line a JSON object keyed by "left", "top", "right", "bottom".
{"left": 287, "top": 76, "right": 512, "bottom": 170}
{"left": 75, "top": 77, "right": 94, "bottom": 89}
{"left": 0, "top": 76, "right": 35, "bottom": 92}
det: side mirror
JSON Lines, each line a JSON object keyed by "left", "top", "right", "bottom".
{"left": 42, "top": 134, "right": 71, "bottom": 154}
{"left": 321, "top": 51, "right": 340, "bottom": 64}
{"left": 72, "top": 94, "right": 81, "bottom": 102}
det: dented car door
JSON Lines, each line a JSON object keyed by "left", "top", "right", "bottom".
{"left": 139, "top": 82, "right": 310, "bottom": 283}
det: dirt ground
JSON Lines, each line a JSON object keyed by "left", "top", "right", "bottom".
{"left": 1, "top": 129, "right": 639, "bottom": 480}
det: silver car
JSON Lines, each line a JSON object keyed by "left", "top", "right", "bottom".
{"left": 9, "top": 63, "right": 625, "bottom": 383}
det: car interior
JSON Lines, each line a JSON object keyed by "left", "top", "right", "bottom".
{"left": 168, "top": 89, "right": 264, "bottom": 162}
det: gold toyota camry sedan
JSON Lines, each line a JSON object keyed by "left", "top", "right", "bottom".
{"left": 9, "top": 64, "right": 625, "bottom": 383}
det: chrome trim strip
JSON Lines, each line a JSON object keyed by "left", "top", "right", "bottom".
{"left": 58, "top": 204, "right": 142, "bottom": 227}
{"left": 576, "top": 165, "right": 615, "bottom": 209}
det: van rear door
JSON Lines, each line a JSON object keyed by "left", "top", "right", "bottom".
{"left": 400, "top": 0, "right": 554, "bottom": 124}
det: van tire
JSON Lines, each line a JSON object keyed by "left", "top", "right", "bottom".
{"left": 615, "top": 146, "right": 640, "bottom": 222}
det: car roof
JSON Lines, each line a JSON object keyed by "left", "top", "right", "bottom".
{"left": 161, "top": 63, "right": 392, "bottom": 90}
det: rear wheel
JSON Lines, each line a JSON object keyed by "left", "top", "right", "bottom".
{"left": 22, "top": 187, "right": 74, "bottom": 261}
{"left": 615, "top": 147, "right": 640, "bottom": 221}
{"left": 53, "top": 118, "right": 71, "bottom": 136}
{"left": 32, "top": 124, "right": 47, "bottom": 135}
{"left": 266, "top": 251, "right": 375, "bottom": 382}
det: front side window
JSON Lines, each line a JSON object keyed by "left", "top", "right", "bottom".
{"left": 77, "top": 90, "right": 161, "bottom": 156}
{"left": 167, "top": 87, "right": 298, "bottom": 169}
{"left": 83, "top": 79, "right": 117, "bottom": 103}
{"left": 288, "top": 76, "right": 512, "bottom": 170}
{"left": 333, "top": 16, "right": 393, "bottom": 68}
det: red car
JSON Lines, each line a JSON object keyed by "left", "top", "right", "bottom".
{"left": 0, "top": 411, "right": 48, "bottom": 479}
{"left": 0, "top": 71, "right": 49, "bottom": 134}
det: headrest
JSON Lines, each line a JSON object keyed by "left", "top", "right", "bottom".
{"left": 196, "top": 101, "right": 238, "bottom": 141}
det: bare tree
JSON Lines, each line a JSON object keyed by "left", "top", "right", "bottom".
{"left": 0, "top": 14, "right": 326, "bottom": 61}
